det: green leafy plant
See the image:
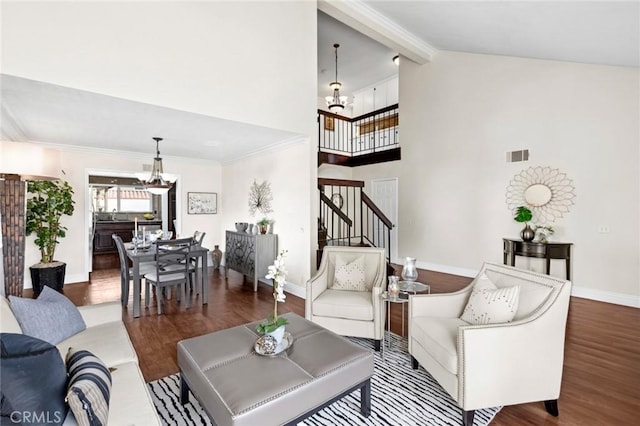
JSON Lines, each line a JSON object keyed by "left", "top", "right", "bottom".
{"left": 26, "top": 179, "right": 75, "bottom": 264}
{"left": 257, "top": 217, "right": 270, "bottom": 226}
{"left": 514, "top": 206, "right": 533, "bottom": 223}
{"left": 256, "top": 315, "right": 289, "bottom": 334}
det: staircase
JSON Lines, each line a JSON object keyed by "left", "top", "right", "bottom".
{"left": 317, "top": 178, "right": 393, "bottom": 267}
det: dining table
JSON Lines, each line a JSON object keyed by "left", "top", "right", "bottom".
{"left": 126, "top": 242, "right": 210, "bottom": 318}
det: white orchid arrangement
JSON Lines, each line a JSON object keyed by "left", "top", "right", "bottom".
{"left": 256, "top": 250, "right": 289, "bottom": 334}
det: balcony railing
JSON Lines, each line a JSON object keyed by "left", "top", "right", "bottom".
{"left": 318, "top": 104, "right": 399, "bottom": 156}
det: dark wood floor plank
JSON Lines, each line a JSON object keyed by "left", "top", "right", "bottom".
{"left": 49, "top": 266, "right": 639, "bottom": 426}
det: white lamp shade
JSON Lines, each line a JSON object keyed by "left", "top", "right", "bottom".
{"left": 0, "top": 140, "right": 61, "bottom": 180}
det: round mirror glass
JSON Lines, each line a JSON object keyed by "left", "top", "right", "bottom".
{"left": 524, "top": 184, "right": 552, "bottom": 207}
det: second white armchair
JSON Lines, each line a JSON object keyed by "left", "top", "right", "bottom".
{"left": 306, "top": 246, "right": 387, "bottom": 350}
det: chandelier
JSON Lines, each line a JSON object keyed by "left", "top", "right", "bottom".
{"left": 137, "top": 137, "right": 176, "bottom": 195}
{"left": 325, "top": 43, "right": 348, "bottom": 113}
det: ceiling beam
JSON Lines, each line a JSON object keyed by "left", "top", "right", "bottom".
{"left": 318, "top": 0, "right": 436, "bottom": 65}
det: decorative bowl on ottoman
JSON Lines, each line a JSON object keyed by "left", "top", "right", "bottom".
{"left": 235, "top": 222, "right": 248, "bottom": 233}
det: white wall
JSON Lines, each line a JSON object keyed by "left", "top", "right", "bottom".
{"left": 222, "top": 141, "right": 311, "bottom": 295}
{"left": 15, "top": 143, "right": 223, "bottom": 288}
{"left": 2, "top": 2, "right": 319, "bottom": 290}
{"left": 353, "top": 51, "right": 640, "bottom": 306}
{"left": 1, "top": 1, "right": 316, "bottom": 137}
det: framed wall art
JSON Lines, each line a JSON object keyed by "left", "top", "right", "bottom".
{"left": 188, "top": 192, "right": 217, "bottom": 214}
{"left": 324, "top": 115, "right": 335, "bottom": 131}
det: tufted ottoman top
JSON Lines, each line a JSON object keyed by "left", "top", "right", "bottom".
{"left": 178, "top": 312, "right": 374, "bottom": 426}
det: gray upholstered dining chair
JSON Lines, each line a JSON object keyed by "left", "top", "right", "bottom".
{"left": 112, "top": 234, "right": 155, "bottom": 306}
{"left": 144, "top": 237, "right": 193, "bottom": 314}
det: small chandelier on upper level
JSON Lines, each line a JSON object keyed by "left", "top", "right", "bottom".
{"left": 136, "top": 137, "right": 176, "bottom": 195}
{"left": 325, "top": 43, "right": 348, "bottom": 114}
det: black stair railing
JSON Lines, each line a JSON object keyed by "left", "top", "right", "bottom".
{"left": 318, "top": 104, "right": 399, "bottom": 157}
{"left": 318, "top": 178, "right": 392, "bottom": 262}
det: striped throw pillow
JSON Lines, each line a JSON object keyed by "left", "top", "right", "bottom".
{"left": 66, "top": 349, "right": 112, "bottom": 426}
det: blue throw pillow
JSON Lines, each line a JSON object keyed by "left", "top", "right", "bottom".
{"left": 9, "top": 286, "right": 86, "bottom": 345}
{"left": 66, "top": 348, "right": 112, "bottom": 426}
{"left": 0, "top": 333, "right": 68, "bottom": 425}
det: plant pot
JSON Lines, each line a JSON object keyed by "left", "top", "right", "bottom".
{"left": 266, "top": 325, "right": 285, "bottom": 345}
{"left": 520, "top": 224, "right": 535, "bottom": 242}
{"left": 258, "top": 224, "right": 268, "bottom": 234}
{"left": 29, "top": 261, "right": 66, "bottom": 297}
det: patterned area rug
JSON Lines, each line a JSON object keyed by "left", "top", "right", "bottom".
{"left": 148, "top": 334, "right": 501, "bottom": 425}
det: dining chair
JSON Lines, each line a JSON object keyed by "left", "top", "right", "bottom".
{"left": 112, "top": 234, "right": 155, "bottom": 306}
{"left": 187, "top": 231, "right": 206, "bottom": 294}
{"left": 144, "top": 237, "right": 193, "bottom": 314}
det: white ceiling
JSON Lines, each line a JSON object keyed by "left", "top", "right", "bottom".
{"left": 2, "top": 1, "right": 638, "bottom": 163}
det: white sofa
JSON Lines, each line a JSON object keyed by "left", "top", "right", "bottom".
{"left": 408, "top": 262, "right": 572, "bottom": 426}
{"left": 1, "top": 296, "right": 160, "bottom": 425}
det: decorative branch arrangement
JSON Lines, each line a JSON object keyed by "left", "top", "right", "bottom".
{"left": 248, "top": 180, "right": 273, "bottom": 217}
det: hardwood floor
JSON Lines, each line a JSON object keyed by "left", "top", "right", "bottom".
{"left": 55, "top": 266, "right": 639, "bottom": 425}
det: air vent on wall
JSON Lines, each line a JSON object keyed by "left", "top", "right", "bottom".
{"left": 506, "top": 149, "right": 529, "bottom": 163}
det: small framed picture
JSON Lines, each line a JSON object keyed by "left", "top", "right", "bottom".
{"left": 324, "top": 115, "right": 335, "bottom": 131}
{"left": 188, "top": 192, "right": 217, "bottom": 214}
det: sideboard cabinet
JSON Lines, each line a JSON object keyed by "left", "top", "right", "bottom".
{"left": 224, "top": 231, "right": 277, "bottom": 291}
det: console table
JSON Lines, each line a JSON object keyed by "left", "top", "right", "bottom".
{"left": 503, "top": 238, "right": 573, "bottom": 280}
{"left": 224, "top": 231, "right": 277, "bottom": 291}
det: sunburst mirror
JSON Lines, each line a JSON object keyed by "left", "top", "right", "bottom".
{"left": 506, "top": 166, "right": 576, "bottom": 224}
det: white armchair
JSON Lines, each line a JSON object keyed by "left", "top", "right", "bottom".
{"left": 408, "top": 262, "right": 571, "bottom": 426}
{"left": 306, "top": 246, "right": 387, "bottom": 350}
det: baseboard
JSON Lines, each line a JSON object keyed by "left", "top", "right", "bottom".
{"left": 23, "top": 272, "right": 88, "bottom": 290}
{"left": 393, "top": 259, "right": 639, "bottom": 308}
{"left": 264, "top": 279, "right": 306, "bottom": 299}
{"left": 571, "top": 286, "right": 640, "bottom": 308}
{"left": 392, "top": 258, "right": 478, "bottom": 279}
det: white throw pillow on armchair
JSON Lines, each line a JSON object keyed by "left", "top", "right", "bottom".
{"left": 330, "top": 255, "right": 368, "bottom": 291}
{"left": 460, "top": 273, "right": 520, "bottom": 325}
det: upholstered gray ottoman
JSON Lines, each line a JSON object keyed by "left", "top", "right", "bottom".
{"left": 177, "top": 312, "right": 373, "bottom": 426}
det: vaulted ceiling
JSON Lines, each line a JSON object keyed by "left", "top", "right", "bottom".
{"left": 2, "top": 1, "right": 638, "bottom": 163}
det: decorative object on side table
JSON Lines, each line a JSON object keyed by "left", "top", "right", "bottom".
{"left": 234, "top": 222, "right": 248, "bottom": 233}
{"left": 256, "top": 250, "right": 290, "bottom": 355}
{"left": 257, "top": 218, "right": 270, "bottom": 235}
{"left": 401, "top": 257, "right": 418, "bottom": 282}
{"left": 535, "top": 225, "right": 555, "bottom": 243}
{"left": 514, "top": 205, "right": 535, "bottom": 242}
{"left": 26, "top": 178, "right": 75, "bottom": 295}
{"left": 388, "top": 276, "right": 400, "bottom": 298}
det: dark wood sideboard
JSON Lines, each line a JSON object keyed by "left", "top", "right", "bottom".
{"left": 503, "top": 238, "right": 573, "bottom": 280}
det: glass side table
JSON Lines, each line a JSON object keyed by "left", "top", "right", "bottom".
{"left": 381, "top": 282, "right": 431, "bottom": 361}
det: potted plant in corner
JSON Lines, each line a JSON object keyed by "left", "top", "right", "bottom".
{"left": 26, "top": 179, "right": 75, "bottom": 296}
{"left": 514, "top": 205, "right": 535, "bottom": 242}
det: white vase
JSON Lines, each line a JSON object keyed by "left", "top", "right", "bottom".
{"left": 266, "top": 325, "right": 285, "bottom": 345}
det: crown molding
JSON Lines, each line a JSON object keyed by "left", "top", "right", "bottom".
{"left": 318, "top": 0, "right": 437, "bottom": 65}
{"left": 220, "top": 135, "right": 308, "bottom": 165}
{"left": 14, "top": 140, "right": 220, "bottom": 166}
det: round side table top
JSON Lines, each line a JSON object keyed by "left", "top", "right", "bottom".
{"left": 399, "top": 281, "right": 430, "bottom": 293}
